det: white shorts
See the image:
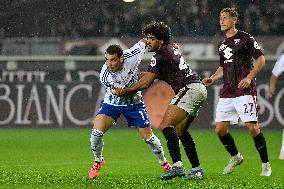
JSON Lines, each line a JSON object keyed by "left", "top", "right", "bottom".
{"left": 170, "top": 83, "right": 207, "bottom": 116}
{"left": 215, "top": 95, "right": 258, "bottom": 124}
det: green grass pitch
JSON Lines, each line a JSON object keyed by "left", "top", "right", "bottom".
{"left": 0, "top": 128, "right": 283, "bottom": 188}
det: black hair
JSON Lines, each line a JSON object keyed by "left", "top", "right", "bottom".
{"left": 142, "top": 21, "right": 171, "bottom": 44}
{"left": 106, "top": 44, "right": 123, "bottom": 57}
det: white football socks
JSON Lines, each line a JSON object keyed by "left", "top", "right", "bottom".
{"left": 145, "top": 134, "right": 167, "bottom": 165}
{"left": 90, "top": 128, "right": 104, "bottom": 162}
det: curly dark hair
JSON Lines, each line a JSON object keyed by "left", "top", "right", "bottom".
{"left": 106, "top": 44, "right": 123, "bottom": 57}
{"left": 142, "top": 21, "right": 171, "bottom": 44}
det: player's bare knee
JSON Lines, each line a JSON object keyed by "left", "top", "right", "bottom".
{"left": 215, "top": 128, "right": 222, "bottom": 135}
{"left": 249, "top": 128, "right": 260, "bottom": 137}
{"left": 246, "top": 122, "right": 260, "bottom": 136}
{"left": 174, "top": 127, "right": 185, "bottom": 137}
{"left": 138, "top": 127, "right": 153, "bottom": 140}
{"left": 215, "top": 127, "right": 227, "bottom": 136}
{"left": 215, "top": 122, "right": 229, "bottom": 136}
{"left": 158, "top": 123, "right": 170, "bottom": 131}
{"left": 246, "top": 122, "right": 259, "bottom": 130}
{"left": 142, "top": 133, "right": 152, "bottom": 140}
{"left": 91, "top": 120, "right": 96, "bottom": 128}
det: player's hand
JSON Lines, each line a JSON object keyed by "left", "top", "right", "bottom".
{"left": 268, "top": 86, "right": 275, "bottom": 98}
{"left": 202, "top": 78, "right": 214, "bottom": 86}
{"left": 238, "top": 77, "right": 251, "bottom": 89}
{"left": 111, "top": 87, "right": 128, "bottom": 96}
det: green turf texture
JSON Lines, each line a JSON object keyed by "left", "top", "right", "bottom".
{"left": 0, "top": 128, "right": 283, "bottom": 188}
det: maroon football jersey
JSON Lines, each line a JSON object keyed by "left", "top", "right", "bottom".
{"left": 218, "top": 31, "right": 263, "bottom": 98}
{"left": 147, "top": 44, "right": 201, "bottom": 94}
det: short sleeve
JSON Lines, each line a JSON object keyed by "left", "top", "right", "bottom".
{"left": 100, "top": 64, "right": 111, "bottom": 88}
{"left": 272, "top": 54, "right": 284, "bottom": 77}
{"left": 247, "top": 35, "right": 264, "bottom": 59}
{"left": 123, "top": 41, "right": 145, "bottom": 59}
{"left": 123, "top": 41, "right": 146, "bottom": 70}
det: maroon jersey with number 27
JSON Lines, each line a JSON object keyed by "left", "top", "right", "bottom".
{"left": 218, "top": 30, "right": 263, "bottom": 98}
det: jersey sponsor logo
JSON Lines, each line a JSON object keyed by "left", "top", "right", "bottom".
{"left": 219, "top": 43, "right": 227, "bottom": 51}
{"left": 224, "top": 59, "right": 233, "bottom": 64}
{"left": 219, "top": 43, "right": 233, "bottom": 64}
{"left": 223, "top": 47, "right": 233, "bottom": 60}
{"left": 150, "top": 57, "right": 156, "bottom": 67}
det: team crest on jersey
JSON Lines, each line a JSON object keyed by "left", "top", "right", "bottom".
{"left": 234, "top": 39, "right": 240, "bottom": 45}
{"left": 150, "top": 57, "right": 156, "bottom": 67}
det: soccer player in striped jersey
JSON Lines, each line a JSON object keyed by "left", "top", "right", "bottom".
{"left": 203, "top": 7, "right": 272, "bottom": 176}
{"left": 88, "top": 39, "right": 171, "bottom": 179}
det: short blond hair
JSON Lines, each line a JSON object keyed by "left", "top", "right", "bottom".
{"left": 220, "top": 7, "right": 238, "bottom": 18}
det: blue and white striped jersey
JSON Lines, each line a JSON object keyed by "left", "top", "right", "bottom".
{"left": 100, "top": 41, "right": 145, "bottom": 105}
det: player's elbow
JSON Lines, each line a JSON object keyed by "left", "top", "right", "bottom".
{"left": 259, "top": 55, "right": 265, "bottom": 67}
{"left": 255, "top": 55, "right": 265, "bottom": 70}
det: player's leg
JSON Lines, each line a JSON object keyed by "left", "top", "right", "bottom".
{"left": 246, "top": 121, "right": 271, "bottom": 176}
{"left": 216, "top": 121, "right": 243, "bottom": 174}
{"left": 176, "top": 115, "right": 199, "bottom": 169}
{"left": 216, "top": 121, "right": 239, "bottom": 157}
{"left": 91, "top": 114, "right": 114, "bottom": 161}
{"left": 173, "top": 83, "right": 207, "bottom": 180}
{"left": 175, "top": 115, "right": 204, "bottom": 180}
{"left": 88, "top": 114, "right": 114, "bottom": 179}
{"left": 215, "top": 98, "right": 243, "bottom": 174}
{"left": 138, "top": 127, "right": 171, "bottom": 173}
{"left": 236, "top": 95, "right": 271, "bottom": 176}
{"left": 124, "top": 102, "right": 171, "bottom": 174}
{"left": 160, "top": 83, "right": 207, "bottom": 180}
{"left": 88, "top": 104, "right": 119, "bottom": 179}
{"left": 280, "top": 130, "right": 284, "bottom": 159}
{"left": 159, "top": 104, "right": 187, "bottom": 180}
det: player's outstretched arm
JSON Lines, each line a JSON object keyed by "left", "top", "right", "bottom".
{"left": 202, "top": 66, "right": 223, "bottom": 86}
{"left": 138, "top": 72, "right": 146, "bottom": 80}
{"left": 113, "top": 72, "right": 157, "bottom": 96}
{"left": 238, "top": 55, "right": 265, "bottom": 89}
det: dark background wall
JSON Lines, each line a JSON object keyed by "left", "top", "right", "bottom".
{"left": 0, "top": 58, "right": 283, "bottom": 129}
{"left": 0, "top": 0, "right": 283, "bottom": 38}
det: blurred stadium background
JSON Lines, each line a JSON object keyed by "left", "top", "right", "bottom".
{"left": 0, "top": 0, "right": 283, "bottom": 129}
